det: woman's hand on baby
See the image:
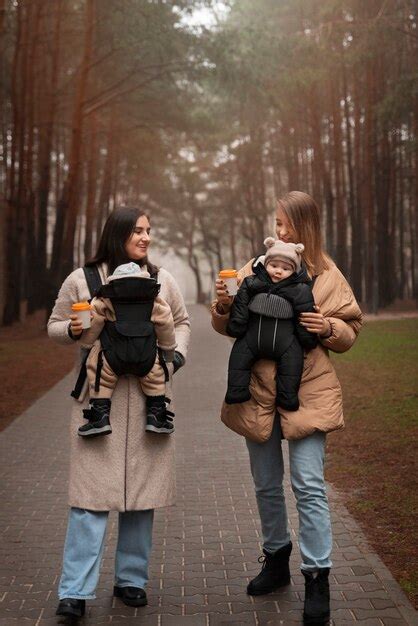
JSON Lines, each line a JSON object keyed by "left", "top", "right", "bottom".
{"left": 299, "top": 306, "right": 332, "bottom": 337}
{"left": 69, "top": 313, "right": 83, "bottom": 337}
{"left": 215, "top": 279, "right": 234, "bottom": 305}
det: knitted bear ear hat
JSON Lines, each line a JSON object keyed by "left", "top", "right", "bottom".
{"left": 108, "top": 261, "right": 150, "bottom": 281}
{"left": 263, "top": 237, "right": 305, "bottom": 272}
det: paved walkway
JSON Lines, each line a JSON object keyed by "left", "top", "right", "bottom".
{"left": 0, "top": 305, "right": 416, "bottom": 625}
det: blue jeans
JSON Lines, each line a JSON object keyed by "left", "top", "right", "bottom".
{"left": 246, "top": 418, "right": 332, "bottom": 571}
{"left": 58, "top": 507, "right": 154, "bottom": 600}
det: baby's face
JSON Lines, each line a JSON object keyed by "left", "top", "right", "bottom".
{"left": 266, "top": 259, "right": 294, "bottom": 283}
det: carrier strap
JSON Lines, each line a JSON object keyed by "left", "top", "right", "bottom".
{"left": 158, "top": 347, "right": 170, "bottom": 382}
{"left": 70, "top": 349, "right": 89, "bottom": 399}
{"left": 95, "top": 350, "right": 104, "bottom": 393}
{"left": 149, "top": 266, "right": 159, "bottom": 280}
{"left": 70, "top": 265, "right": 104, "bottom": 399}
{"left": 83, "top": 265, "right": 103, "bottom": 301}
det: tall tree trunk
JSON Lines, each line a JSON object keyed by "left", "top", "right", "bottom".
{"left": 56, "top": 0, "right": 95, "bottom": 281}
{"left": 282, "top": 121, "right": 299, "bottom": 190}
{"left": 309, "top": 87, "right": 334, "bottom": 255}
{"left": 414, "top": 104, "right": 418, "bottom": 302}
{"left": 24, "top": 1, "right": 42, "bottom": 316}
{"left": 331, "top": 74, "right": 347, "bottom": 275}
{"left": 190, "top": 253, "right": 206, "bottom": 304}
{"left": 376, "top": 130, "right": 393, "bottom": 306}
{"left": 364, "top": 59, "right": 378, "bottom": 312}
{"left": 95, "top": 112, "right": 115, "bottom": 248}
{"left": 228, "top": 202, "right": 237, "bottom": 270}
{"left": 398, "top": 162, "right": 405, "bottom": 300}
{"left": 84, "top": 113, "right": 98, "bottom": 261}
{"left": 342, "top": 54, "right": 359, "bottom": 294}
{"left": 30, "top": 0, "right": 62, "bottom": 312}
{"left": 3, "top": 1, "right": 26, "bottom": 324}
{"left": 352, "top": 74, "right": 364, "bottom": 303}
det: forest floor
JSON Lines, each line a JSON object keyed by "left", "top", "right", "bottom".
{"left": 0, "top": 310, "right": 76, "bottom": 431}
{"left": 0, "top": 309, "right": 417, "bottom": 607}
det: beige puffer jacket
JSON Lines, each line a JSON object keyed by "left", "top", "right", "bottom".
{"left": 211, "top": 259, "right": 363, "bottom": 441}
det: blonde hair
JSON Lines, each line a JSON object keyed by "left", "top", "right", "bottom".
{"left": 276, "top": 191, "right": 330, "bottom": 276}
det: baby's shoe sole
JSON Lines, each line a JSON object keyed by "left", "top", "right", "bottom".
{"left": 78, "top": 425, "right": 112, "bottom": 437}
{"left": 145, "top": 424, "right": 174, "bottom": 434}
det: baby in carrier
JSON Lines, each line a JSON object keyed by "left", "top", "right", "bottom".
{"left": 225, "top": 238, "right": 318, "bottom": 411}
{"left": 78, "top": 262, "right": 176, "bottom": 438}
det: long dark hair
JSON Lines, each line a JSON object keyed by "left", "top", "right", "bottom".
{"left": 86, "top": 206, "right": 159, "bottom": 276}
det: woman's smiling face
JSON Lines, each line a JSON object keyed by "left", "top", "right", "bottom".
{"left": 276, "top": 204, "right": 296, "bottom": 243}
{"left": 124, "top": 215, "right": 151, "bottom": 261}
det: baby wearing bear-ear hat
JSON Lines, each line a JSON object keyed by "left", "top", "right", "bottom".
{"left": 224, "top": 238, "right": 318, "bottom": 411}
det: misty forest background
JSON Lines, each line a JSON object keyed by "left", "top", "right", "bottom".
{"left": 0, "top": 0, "right": 417, "bottom": 324}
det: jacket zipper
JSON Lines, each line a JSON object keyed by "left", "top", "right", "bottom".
{"left": 272, "top": 318, "right": 278, "bottom": 351}
{"left": 257, "top": 316, "right": 262, "bottom": 350}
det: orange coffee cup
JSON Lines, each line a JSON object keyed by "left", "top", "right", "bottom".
{"left": 219, "top": 269, "right": 238, "bottom": 296}
{"left": 71, "top": 301, "right": 92, "bottom": 329}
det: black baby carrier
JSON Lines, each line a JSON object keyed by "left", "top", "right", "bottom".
{"left": 71, "top": 265, "right": 168, "bottom": 399}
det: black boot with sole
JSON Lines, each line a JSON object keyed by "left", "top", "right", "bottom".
{"left": 78, "top": 398, "right": 112, "bottom": 438}
{"left": 145, "top": 396, "right": 174, "bottom": 434}
{"left": 302, "top": 568, "right": 330, "bottom": 624}
{"left": 56, "top": 598, "right": 85, "bottom": 619}
{"left": 247, "top": 541, "right": 292, "bottom": 595}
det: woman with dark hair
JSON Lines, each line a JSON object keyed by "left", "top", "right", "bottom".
{"left": 48, "top": 207, "right": 190, "bottom": 619}
{"left": 212, "top": 192, "right": 362, "bottom": 625}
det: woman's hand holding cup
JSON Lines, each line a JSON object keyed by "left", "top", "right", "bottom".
{"left": 215, "top": 278, "right": 233, "bottom": 305}
{"left": 69, "top": 313, "right": 84, "bottom": 337}
{"left": 216, "top": 269, "right": 238, "bottom": 310}
{"left": 70, "top": 302, "right": 92, "bottom": 335}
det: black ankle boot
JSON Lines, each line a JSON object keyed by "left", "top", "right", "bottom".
{"left": 56, "top": 598, "right": 85, "bottom": 618}
{"left": 145, "top": 396, "right": 174, "bottom": 434}
{"left": 78, "top": 398, "right": 112, "bottom": 437}
{"left": 302, "top": 568, "right": 330, "bottom": 624}
{"left": 247, "top": 542, "right": 292, "bottom": 595}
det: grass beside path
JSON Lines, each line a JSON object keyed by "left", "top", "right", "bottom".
{"left": 326, "top": 318, "right": 418, "bottom": 607}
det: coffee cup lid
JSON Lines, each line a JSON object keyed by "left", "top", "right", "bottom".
{"left": 219, "top": 269, "right": 238, "bottom": 278}
{"left": 71, "top": 301, "right": 91, "bottom": 311}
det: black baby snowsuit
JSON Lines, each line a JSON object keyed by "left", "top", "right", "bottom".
{"left": 225, "top": 258, "right": 318, "bottom": 411}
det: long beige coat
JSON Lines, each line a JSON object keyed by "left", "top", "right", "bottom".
{"left": 48, "top": 264, "right": 190, "bottom": 511}
{"left": 211, "top": 259, "right": 362, "bottom": 441}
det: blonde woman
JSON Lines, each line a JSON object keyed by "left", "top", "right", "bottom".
{"left": 212, "top": 191, "right": 362, "bottom": 625}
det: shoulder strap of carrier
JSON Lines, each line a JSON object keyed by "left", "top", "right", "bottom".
{"left": 83, "top": 265, "right": 103, "bottom": 300}
{"left": 71, "top": 265, "right": 104, "bottom": 400}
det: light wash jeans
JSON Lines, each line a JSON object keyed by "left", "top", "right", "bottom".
{"left": 58, "top": 507, "right": 154, "bottom": 600}
{"left": 246, "top": 417, "right": 332, "bottom": 571}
